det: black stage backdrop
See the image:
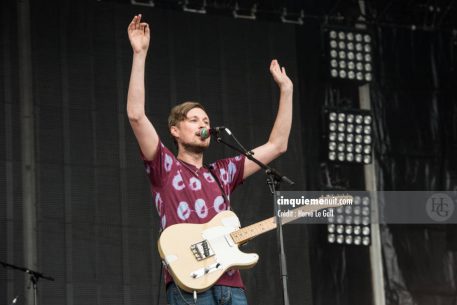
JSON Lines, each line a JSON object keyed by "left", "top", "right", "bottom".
{"left": 1, "top": 0, "right": 457, "bottom": 305}
{"left": 371, "top": 27, "right": 457, "bottom": 305}
{"left": 1, "top": 1, "right": 309, "bottom": 305}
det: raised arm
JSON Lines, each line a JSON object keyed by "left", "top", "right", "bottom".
{"left": 127, "top": 14, "right": 159, "bottom": 161}
{"left": 243, "top": 59, "right": 293, "bottom": 179}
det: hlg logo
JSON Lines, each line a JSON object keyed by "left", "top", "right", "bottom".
{"left": 426, "top": 193, "right": 455, "bottom": 222}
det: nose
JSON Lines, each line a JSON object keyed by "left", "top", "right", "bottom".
{"left": 199, "top": 120, "right": 209, "bottom": 128}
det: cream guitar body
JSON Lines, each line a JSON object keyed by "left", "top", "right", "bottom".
{"left": 158, "top": 210, "right": 260, "bottom": 293}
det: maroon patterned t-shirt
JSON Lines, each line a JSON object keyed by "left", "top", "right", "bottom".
{"left": 143, "top": 141, "right": 246, "bottom": 288}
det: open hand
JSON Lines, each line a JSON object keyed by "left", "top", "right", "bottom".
{"left": 270, "top": 59, "right": 293, "bottom": 92}
{"left": 128, "top": 14, "right": 150, "bottom": 54}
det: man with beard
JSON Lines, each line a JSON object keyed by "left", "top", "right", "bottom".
{"left": 127, "top": 14, "right": 293, "bottom": 305}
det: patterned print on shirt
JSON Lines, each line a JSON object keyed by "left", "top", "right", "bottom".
{"left": 164, "top": 153, "right": 173, "bottom": 172}
{"left": 219, "top": 168, "right": 229, "bottom": 185}
{"left": 155, "top": 192, "right": 163, "bottom": 216}
{"left": 203, "top": 172, "right": 215, "bottom": 183}
{"left": 177, "top": 201, "right": 191, "bottom": 220}
{"left": 195, "top": 199, "right": 208, "bottom": 219}
{"left": 172, "top": 172, "right": 185, "bottom": 191}
{"left": 189, "top": 177, "right": 202, "bottom": 191}
{"left": 213, "top": 195, "right": 226, "bottom": 212}
{"left": 161, "top": 215, "right": 167, "bottom": 229}
{"left": 228, "top": 161, "right": 237, "bottom": 183}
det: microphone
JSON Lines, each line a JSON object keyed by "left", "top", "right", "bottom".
{"left": 196, "top": 127, "right": 225, "bottom": 140}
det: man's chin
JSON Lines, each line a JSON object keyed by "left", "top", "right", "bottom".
{"left": 183, "top": 142, "right": 209, "bottom": 154}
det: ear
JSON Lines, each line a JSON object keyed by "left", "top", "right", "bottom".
{"left": 170, "top": 125, "right": 179, "bottom": 139}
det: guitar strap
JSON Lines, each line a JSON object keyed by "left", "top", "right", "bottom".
{"left": 204, "top": 163, "right": 231, "bottom": 210}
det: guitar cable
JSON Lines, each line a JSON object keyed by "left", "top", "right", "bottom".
{"left": 176, "top": 285, "right": 198, "bottom": 305}
{"left": 157, "top": 265, "right": 198, "bottom": 305}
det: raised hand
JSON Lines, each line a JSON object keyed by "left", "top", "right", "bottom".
{"left": 270, "top": 59, "right": 293, "bottom": 92}
{"left": 128, "top": 14, "right": 150, "bottom": 54}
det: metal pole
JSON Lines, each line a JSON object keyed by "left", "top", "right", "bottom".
{"left": 17, "top": 0, "right": 37, "bottom": 305}
{"left": 359, "top": 83, "right": 386, "bottom": 305}
{"left": 356, "top": 2, "right": 386, "bottom": 304}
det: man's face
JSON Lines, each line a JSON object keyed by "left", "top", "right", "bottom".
{"left": 171, "top": 107, "right": 211, "bottom": 152}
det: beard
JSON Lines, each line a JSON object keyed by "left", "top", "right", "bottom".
{"left": 181, "top": 141, "right": 209, "bottom": 154}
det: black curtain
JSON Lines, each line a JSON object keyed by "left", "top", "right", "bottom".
{"left": 1, "top": 0, "right": 312, "bottom": 304}
{"left": 372, "top": 27, "right": 457, "bottom": 305}
{"left": 2, "top": 0, "right": 457, "bottom": 305}
{"left": 0, "top": 0, "right": 24, "bottom": 304}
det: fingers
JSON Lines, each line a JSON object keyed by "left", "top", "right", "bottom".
{"left": 144, "top": 23, "right": 150, "bottom": 35}
{"left": 128, "top": 15, "right": 139, "bottom": 31}
{"left": 136, "top": 14, "right": 141, "bottom": 29}
{"left": 270, "top": 59, "right": 285, "bottom": 75}
{"left": 273, "top": 60, "right": 287, "bottom": 74}
{"left": 128, "top": 16, "right": 136, "bottom": 31}
{"left": 270, "top": 59, "right": 277, "bottom": 69}
{"left": 269, "top": 59, "right": 292, "bottom": 89}
{"left": 129, "top": 14, "right": 150, "bottom": 36}
{"left": 128, "top": 14, "right": 142, "bottom": 30}
{"left": 140, "top": 22, "right": 149, "bottom": 34}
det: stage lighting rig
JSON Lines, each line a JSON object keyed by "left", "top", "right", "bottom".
{"left": 324, "top": 27, "right": 374, "bottom": 83}
{"left": 130, "top": 0, "right": 154, "bottom": 7}
{"left": 327, "top": 193, "right": 371, "bottom": 246}
{"left": 233, "top": 2, "right": 257, "bottom": 20}
{"left": 182, "top": 0, "right": 207, "bottom": 14}
{"left": 325, "top": 108, "right": 373, "bottom": 165}
{"left": 281, "top": 8, "right": 304, "bottom": 25}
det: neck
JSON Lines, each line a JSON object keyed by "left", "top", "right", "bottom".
{"left": 177, "top": 149, "right": 204, "bottom": 168}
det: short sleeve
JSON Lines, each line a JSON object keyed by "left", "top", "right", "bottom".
{"left": 212, "top": 155, "right": 245, "bottom": 194}
{"left": 141, "top": 141, "right": 176, "bottom": 187}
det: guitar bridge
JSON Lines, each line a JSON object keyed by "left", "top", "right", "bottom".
{"left": 190, "top": 240, "right": 214, "bottom": 261}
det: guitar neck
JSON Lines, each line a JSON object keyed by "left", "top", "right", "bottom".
{"left": 230, "top": 216, "right": 277, "bottom": 245}
{"left": 229, "top": 206, "right": 316, "bottom": 245}
{"left": 230, "top": 197, "right": 349, "bottom": 245}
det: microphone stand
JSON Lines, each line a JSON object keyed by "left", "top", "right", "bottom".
{"left": 0, "top": 260, "right": 55, "bottom": 305}
{"left": 212, "top": 128, "right": 294, "bottom": 305}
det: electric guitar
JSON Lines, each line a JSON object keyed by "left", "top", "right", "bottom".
{"left": 158, "top": 195, "right": 350, "bottom": 293}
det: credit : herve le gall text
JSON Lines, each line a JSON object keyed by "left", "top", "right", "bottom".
{"left": 277, "top": 209, "right": 334, "bottom": 218}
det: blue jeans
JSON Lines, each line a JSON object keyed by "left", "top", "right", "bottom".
{"left": 166, "top": 283, "right": 248, "bottom": 305}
